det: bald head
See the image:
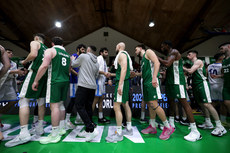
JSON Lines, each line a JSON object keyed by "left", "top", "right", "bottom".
{"left": 116, "top": 42, "right": 126, "bottom": 53}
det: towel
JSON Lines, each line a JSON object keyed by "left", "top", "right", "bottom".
{"left": 114, "top": 50, "right": 133, "bottom": 71}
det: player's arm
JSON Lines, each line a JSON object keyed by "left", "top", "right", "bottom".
{"left": 72, "top": 54, "right": 83, "bottom": 68}
{"left": 158, "top": 50, "right": 177, "bottom": 67}
{"left": 210, "top": 74, "right": 223, "bottom": 78}
{"left": 70, "top": 68, "right": 78, "bottom": 76}
{"left": 183, "top": 60, "right": 202, "bottom": 74}
{"left": 0, "top": 46, "right": 10, "bottom": 79}
{"left": 69, "top": 58, "right": 72, "bottom": 74}
{"left": 9, "top": 69, "right": 25, "bottom": 76}
{"left": 32, "top": 48, "right": 53, "bottom": 91}
{"left": 146, "top": 49, "right": 160, "bottom": 87}
{"left": 117, "top": 53, "right": 127, "bottom": 95}
{"left": 21, "top": 41, "right": 40, "bottom": 65}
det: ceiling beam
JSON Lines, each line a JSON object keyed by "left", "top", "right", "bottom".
{"left": 92, "top": 0, "right": 112, "bottom": 27}
{"left": 176, "top": 0, "right": 216, "bottom": 52}
{"left": 0, "top": 9, "right": 30, "bottom": 51}
{"left": 0, "top": 35, "right": 28, "bottom": 51}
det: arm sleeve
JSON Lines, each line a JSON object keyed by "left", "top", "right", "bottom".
{"left": 72, "top": 54, "right": 84, "bottom": 68}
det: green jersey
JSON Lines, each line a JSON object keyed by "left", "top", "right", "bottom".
{"left": 141, "top": 53, "right": 159, "bottom": 86}
{"left": 192, "top": 61, "right": 207, "bottom": 86}
{"left": 30, "top": 43, "right": 48, "bottom": 71}
{"left": 166, "top": 59, "right": 186, "bottom": 85}
{"left": 115, "top": 51, "right": 130, "bottom": 81}
{"left": 222, "top": 57, "right": 230, "bottom": 88}
{"left": 48, "top": 46, "right": 70, "bottom": 83}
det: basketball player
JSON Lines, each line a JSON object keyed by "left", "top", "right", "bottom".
{"left": 106, "top": 42, "right": 133, "bottom": 143}
{"left": 0, "top": 45, "right": 10, "bottom": 141}
{"left": 207, "top": 53, "right": 227, "bottom": 125}
{"left": 92, "top": 47, "right": 111, "bottom": 124}
{"left": 0, "top": 49, "right": 25, "bottom": 111}
{"left": 32, "top": 36, "right": 70, "bottom": 144}
{"left": 5, "top": 33, "right": 48, "bottom": 147}
{"left": 184, "top": 50, "right": 226, "bottom": 137}
{"left": 158, "top": 41, "right": 201, "bottom": 142}
{"left": 219, "top": 42, "right": 230, "bottom": 129}
{"left": 135, "top": 44, "right": 174, "bottom": 140}
{"left": 65, "top": 44, "right": 86, "bottom": 129}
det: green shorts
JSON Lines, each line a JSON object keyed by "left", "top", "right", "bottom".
{"left": 46, "top": 82, "right": 69, "bottom": 103}
{"left": 114, "top": 80, "right": 129, "bottom": 103}
{"left": 223, "top": 87, "right": 230, "bottom": 100}
{"left": 193, "top": 81, "right": 212, "bottom": 103}
{"left": 165, "top": 84, "right": 187, "bottom": 99}
{"left": 143, "top": 79, "right": 161, "bottom": 101}
{"left": 19, "top": 69, "right": 47, "bottom": 99}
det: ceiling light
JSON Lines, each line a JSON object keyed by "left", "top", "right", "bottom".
{"left": 55, "top": 21, "right": 62, "bottom": 28}
{"left": 149, "top": 21, "right": 155, "bottom": 27}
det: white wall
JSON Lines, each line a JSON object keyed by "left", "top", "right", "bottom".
{"left": 65, "top": 27, "right": 163, "bottom": 62}
{"left": 182, "top": 35, "right": 230, "bottom": 57}
{"left": 0, "top": 38, "right": 28, "bottom": 57}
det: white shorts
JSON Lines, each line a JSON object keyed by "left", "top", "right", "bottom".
{"left": 0, "top": 85, "right": 17, "bottom": 102}
{"left": 210, "top": 83, "right": 223, "bottom": 101}
{"left": 95, "top": 79, "right": 105, "bottom": 96}
{"left": 70, "top": 83, "right": 78, "bottom": 98}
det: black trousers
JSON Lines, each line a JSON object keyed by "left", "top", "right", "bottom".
{"left": 66, "top": 97, "right": 76, "bottom": 114}
{"left": 75, "top": 86, "right": 95, "bottom": 132}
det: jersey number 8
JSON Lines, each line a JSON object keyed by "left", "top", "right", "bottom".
{"left": 62, "top": 57, "right": 67, "bottom": 66}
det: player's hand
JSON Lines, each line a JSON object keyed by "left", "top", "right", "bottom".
{"left": 20, "top": 60, "right": 27, "bottom": 66}
{"left": 71, "top": 55, "right": 76, "bottom": 61}
{"left": 210, "top": 74, "right": 218, "bottom": 78}
{"left": 17, "top": 69, "right": 25, "bottom": 76}
{"left": 105, "top": 72, "right": 111, "bottom": 78}
{"left": 118, "top": 86, "right": 123, "bottom": 95}
{"left": 130, "top": 71, "right": 136, "bottom": 78}
{"left": 0, "top": 45, "right": 5, "bottom": 51}
{"left": 152, "top": 76, "right": 158, "bottom": 88}
{"left": 32, "top": 81, "right": 39, "bottom": 91}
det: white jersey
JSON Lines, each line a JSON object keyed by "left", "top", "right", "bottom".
{"left": 97, "top": 55, "right": 108, "bottom": 83}
{"left": 207, "top": 63, "right": 223, "bottom": 85}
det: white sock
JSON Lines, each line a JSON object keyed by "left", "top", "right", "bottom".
{"left": 38, "top": 120, "right": 43, "bottom": 128}
{"left": 150, "top": 119, "right": 156, "bottom": 128}
{"left": 116, "top": 126, "right": 122, "bottom": 135}
{"left": 205, "top": 118, "right": 212, "bottom": 124}
{"left": 163, "top": 120, "right": 170, "bottom": 128}
{"left": 182, "top": 117, "right": 187, "bottom": 121}
{"left": 175, "top": 115, "right": 179, "bottom": 119}
{"left": 215, "top": 120, "right": 222, "bottom": 128}
{"left": 220, "top": 115, "right": 227, "bottom": 122}
{"left": 169, "top": 116, "right": 174, "bottom": 122}
{"left": 59, "top": 120, "right": 65, "bottom": 129}
{"left": 169, "top": 116, "right": 175, "bottom": 126}
{"left": 190, "top": 123, "right": 198, "bottom": 131}
{"left": 141, "top": 111, "right": 145, "bottom": 120}
{"left": 99, "top": 112, "right": 103, "bottom": 119}
{"left": 51, "top": 126, "right": 59, "bottom": 137}
{"left": 20, "top": 124, "right": 29, "bottom": 135}
{"left": 126, "top": 122, "right": 132, "bottom": 130}
{"left": 66, "top": 113, "right": 71, "bottom": 121}
{"left": 76, "top": 112, "right": 81, "bottom": 120}
{"left": 33, "top": 116, "right": 38, "bottom": 123}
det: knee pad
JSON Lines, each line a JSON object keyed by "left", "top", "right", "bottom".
{"left": 19, "top": 98, "right": 30, "bottom": 108}
{"left": 59, "top": 101, "right": 65, "bottom": 111}
{"left": 37, "top": 98, "right": 45, "bottom": 106}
